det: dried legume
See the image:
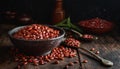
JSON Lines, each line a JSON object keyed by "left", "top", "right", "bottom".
{"left": 13, "top": 24, "right": 60, "bottom": 40}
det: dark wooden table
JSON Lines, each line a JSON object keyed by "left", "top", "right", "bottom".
{"left": 0, "top": 24, "right": 120, "bottom": 69}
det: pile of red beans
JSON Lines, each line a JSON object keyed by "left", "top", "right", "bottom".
{"left": 13, "top": 24, "right": 60, "bottom": 40}
{"left": 11, "top": 46, "right": 76, "bottom": 67}
{"left": 79, "top": 17, "right": 113, "bottom": 34}
{"left": 65, "top": 38, "right": 80, "bottom": 47}
{"left": 79, "top": 17, "right": 112, "bottom": 29}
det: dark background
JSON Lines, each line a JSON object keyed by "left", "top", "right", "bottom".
{"left": 0, "top": 0, "right": 120, "bottom": 26}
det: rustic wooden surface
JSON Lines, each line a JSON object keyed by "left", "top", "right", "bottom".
{"left": 0, "top": 24, "right": 120, "bottom": 69}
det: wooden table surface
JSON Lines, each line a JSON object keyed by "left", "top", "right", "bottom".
{"left": 0, "top": 24, "right": 120, "bottom": 69}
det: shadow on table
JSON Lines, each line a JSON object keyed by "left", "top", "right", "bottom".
{"left": 0, "top": 46, "right": 13, "bottom": 64}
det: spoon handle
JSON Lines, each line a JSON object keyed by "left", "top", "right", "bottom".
{"left": 79, "top": 47, "right": 113, "bottom": 66}
{"left": 79, "top": 47, "right": 102, "bottom": 60}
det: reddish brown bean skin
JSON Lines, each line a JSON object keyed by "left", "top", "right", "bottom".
{"left": 82, "top": 34, "right": 93, "bottom": 39}
{"left": 11, "top": 46, "right": 77, "bottom": 66}
{"left": 79, "top": 17, "right": 113, "bottom": 34}
{"left": 95, "top": 51, "right": 100, "bottom": 54}
{"left": 73, "top": 61, "right": 79, "bottom": 64}
{"left": 13, "top": 24, "right": 60, "bottom": 40}
{"left": 68, "top": 62, "right": 74, "bottom": 66}
{"left": 65, "top": 65, "right": 69, "bottom": 69}
{"left": 90, "top": 48, "right": 95, "bottom": 51}
{"left": 53, "top": 61, "right": 59, "bottom": 64}
{"left": 82, "top": 60, "right": 88, "bottom": 63}
{"left": 65, "top": 38, "right": 81, "bottom": 47}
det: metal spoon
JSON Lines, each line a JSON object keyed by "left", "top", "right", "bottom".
{"left": 64, "top": 44, "right": 113, "bottom": 66}
{"left": 61, "top": 29, "right": 113, "bottom": 66}
{"left": 79, "top": 47, "right": 113, "bottom": 66}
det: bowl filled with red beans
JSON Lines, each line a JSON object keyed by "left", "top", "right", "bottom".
{"left": 78, "top": 17, "right": 114, "bottom": 34}
{"left": 8, "top": 24, "right": 65, "bottom": 56}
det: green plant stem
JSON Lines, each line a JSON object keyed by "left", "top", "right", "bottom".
{"left": 55, "top": 17, "right": 82, "bottom": 33}
{"left": 70, "top": 29, "right": 83, "bottom": 37}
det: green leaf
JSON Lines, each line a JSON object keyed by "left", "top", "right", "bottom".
{"left": 55, "top": 17, "right": 82, "bottom": 33}
{"left": 70, "top": 23, "right": 82, "bottom": 32}
{"left": 54, "top": 18, "right": 67, "bottom": 27}
{"left": 66, "top": 17, "right": 71, "bottom": 27}
{"left": 66, "top": 17, "right": 82, "bottom": 32}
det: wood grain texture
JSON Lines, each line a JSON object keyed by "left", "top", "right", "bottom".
{"left": 0, "top": 24, "right": 120, "bottom": 69}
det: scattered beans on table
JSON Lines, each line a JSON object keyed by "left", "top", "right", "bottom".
{"left": 68, "top": 62, "right": 74, "bottom": 66}
{"left": 11, "top": 46, "right": 77, "bottom": 67}
{"left": 53, "top": 60, "right": 60, "bottom": 64}
{"left": 73, "top": 61, "right": 79, "bottom": 64}
{"left": 95, "top": 51, "right": 100, "bottom": 54}
{"left": 90, "top": 48, "right": 95, "bottom": 51}
{"left": 65, "top": 65, "right": 69, "bottom": 69}
{"left": 17, "top": 65, "right": 21, "bottom": 69}
{"left": 82, "top": 34, "right": 94, "bottom": 39}
{"left": 82, "top": 60, "right": 88, "bottom": 63}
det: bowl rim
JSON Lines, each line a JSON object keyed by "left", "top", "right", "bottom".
{"left": 8, "top": 25, "right": 65, "bottom": 41}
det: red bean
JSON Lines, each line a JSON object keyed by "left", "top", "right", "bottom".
{"left": 73, "top": 61, "right": 79, "bottom": 64}
{"left": 24, "top": 62, "right": 28, "bottom": 65}
{"left": 13, "top": 24, "right": 60, "bottom": 40}
{"left": 39, "top": 60, "right": 45, "bottom": 65}
{"left": 90, "top": 48, "right": 95, "bottom": 51}
{"left": 68, "top": 62, "right": 74, "bottom": 66}
{"left": 95, "top": 51, "right": 100, "bottom": 54}
{"left": 15, "top": 58, "right": 19, "bottom": 62}
{"left": 46, "top": 59, "right": 51, "bottom": 62}
{"left": 28, "top": 59, "right": 33, "bottom": 63}
{"left": 53, "top": 61, "right": 59, "bottom": 64}
{"left": 65, "top": 65, "right": 69, "bottom": 69}
{"left": 82, "top": 60, "right": 88, "bottom": 63}
{"left": 58, "top": 57, "right": 64, "bottom": 60}
{"left": 17, "top": 65, "right": 21, "bottom": 69}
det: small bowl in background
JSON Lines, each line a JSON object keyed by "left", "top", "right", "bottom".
{"left": 78, "top": 17, "right": 114, "bottom": 34}
{"left": 8, "top": 25, "right": 65, "bottom": 56}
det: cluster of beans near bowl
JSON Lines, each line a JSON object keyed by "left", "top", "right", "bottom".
{"left": 13, "top": 24, "right": 60, "bottom": 40}
{"left": 65, "top": 38, "right": 80, "bottom": 47}
{"left": 11, "top": 46, "right": 77, "bottom": 68}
